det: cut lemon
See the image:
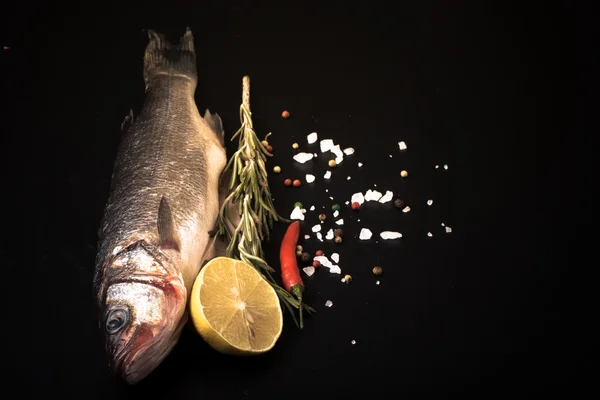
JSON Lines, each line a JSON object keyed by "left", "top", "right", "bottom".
{"left": 190, "top": 257, "right": 283, "bottom": 355}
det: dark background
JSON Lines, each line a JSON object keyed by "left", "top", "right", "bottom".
{"left": 0, "top": 1, "right": 575, "bottom": 397}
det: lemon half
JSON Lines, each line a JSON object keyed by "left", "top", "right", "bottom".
{"left": 190, "top": 257, "right": 283, "bottom": 355}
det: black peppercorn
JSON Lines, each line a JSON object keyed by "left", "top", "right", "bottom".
{"left": 394, "top": 198, "right": 405, "bottom": 209}
{"left": 301, "top": 252, "right": 311, "bottom": 263}
{"left": 334, "top": 228, "right": 343, "bottom": 237}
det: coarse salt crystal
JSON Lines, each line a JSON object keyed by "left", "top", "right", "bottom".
{"left": 402, "top": 206, "right": 411, "bottom": 213}
{"left": 330, "top": 265, "right": 341, "bottom": 274}
{"left": 445, "top": 226, "right": 452, "bottom": 233}
{"left": 293, "top": 152, "right": 314, "bottom": 163}
{"left": 398, "top": 141, "right": 407, "bottom": 150}
{"left": 333, "top": 210, "right": 339, "bottom": 218}
{"left": 358, "top": 162, "right": 363, "bottom": 167}
{"left": 351, "top": 340, "right": 356, "bottom": 345}
{"left": 310, "top": 205, "right": 315, "bottom": 211}
{"left": 427, "top": 232, "right": 433, "bottom": 237}
{"left": 343, "top": 147, "right": 355, "bottom": 155}
{"left": 380, "top": 231, "right": 402, "bottom": 240}
{"left": 312, "top": 224, "right": 321, "bottom": 233}
{"left": 331, "top": 253, "right": 339, "bottom": 263}
{"left": 329, "top": 196, "right": 334, "bottom": 200}
{"left": 351, "top": 192, "right": 365, "bottom": 205}
{"left": 303, "top": 266, "right": 315, "bottom": 276}
{"left": 290, "top": 207, "right": 305, "bottom": 220}
{"left": 364, "top": 189, "right": 382, "bottom": 202}
{"left": 379, "top": 190, "right": 393, "bottom": 203}
{"left": 320, "top": 139, "right": 334, "bottom": 153}
{"left": 435, "top": 165, "right": 439, "bottom": 169}
{"left": 316, "top": 232, "right": 323, "bottom": 241}
{"left": 441, "top": 222, "right": 445, "bottom": 226}
{"left": 314, "top": 255, "right": 341, "bottom": 274}
{"left": 301, "top": 208, "right": 306, "bottom": 213}
{"left": 347, "top": 176, "right": 351, "bottom": 180}
{"left": 427, "top": 199, "right": 433, "bottom": 206}
{"left": 359, "top": 228, "right": 372, "bottom": 240}
{"left": 331, "top": 144, "right": 344, "bottom": 164}
{"left": 324, "top": 170, "right": 331, "bottom": 179}
{"left": 335, "top": 219, "right": 344, "bottom": 225}
{"left": 376, "top": 280, "right": 380, "bottom": 285}
{"left": 306, "top": 174, "right": 315, "bottom": 183}
{"left": 304, "top": 234, "right": 310, "bottom": 239}
{"left": 325, "top": 229, "right": 334, "bottom": 240}
{"left": 307, "top": 132, "right": 318, "bottom": 144}
{"left": 443, "top": 164, "right": 448, "bottom": 170}
{"left": 389, "top": 155, "right": 392, "bottom": 157}
{"left": 325, "top": 300, "right": 333, "bottom": 307}
{"left": 345, "top": 201, "right": 350, "bottom": 205}
{"left": 313, "top": 153, "right": 318, "bottom": 157}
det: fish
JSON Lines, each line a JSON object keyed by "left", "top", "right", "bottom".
{"left": 93, "top": 27, "right": 227, "bottom": 384}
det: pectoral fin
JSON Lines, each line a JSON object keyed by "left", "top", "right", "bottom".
{"left": 157, "top": 196, "right": 181, "bottom": 252}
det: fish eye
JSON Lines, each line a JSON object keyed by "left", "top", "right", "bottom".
{"left": 106, "top": 308, "right": 129, "bottom": 334}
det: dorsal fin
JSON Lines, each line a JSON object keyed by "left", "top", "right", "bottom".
{"left": 157, "top": 196, "right": 181, "bottom": 252}
{"left": 121, "top": 109, "right": 134, "bottom": 134}
{"left": 203, "top": 108, "right": 225, "bottom": 146}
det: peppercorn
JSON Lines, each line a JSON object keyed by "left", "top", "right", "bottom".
{"left": 294, "top": 202, "right": 303, "bottom": 209}
{"left": 315, "top": 249, "right": 324, "bottom": 256}
{"left": 344, "top": 274, "right": 352, "bottom": 283}
{"left": 328, "top": 159, "right": 337, "bottom": 167}
{"left": 273, "top": 166, "right": 281, "bottom": 173}
{"left": 351, "top": 202, "right": 360, "bottom": 210}
{"left": 318, "top": 213, "right": 326, "bottom": 221}
{"left": 266, "top": 145, "right": 273, "bottom": 153}
{"left": 334, "top": 236, "right": 342, "bottom": 244}
{"left": 296, "top": 250, "right": 302, "bottom": 257}
{"left": 292, "top": 143, "right": 299, "bottom": 149}
{"left": 292, "top": 179, "right": 301, "bottom": 187}
{"left": 296, "top": 245, "right": 303, "bottom": 252}
{"left": 261, "top": 140, "right": 269, "bottom": 147}
{"left": 284, "top": 179, "right": 292, "bottom": 186}
{"left": 372, "top": 266, "right": 382, "bottom": 276}
{"left": 400, "top": 170, "right": 408, "bottom": 178}
{"left": 282, "top": 110, "right": 290, "bottom": 119}
{"left": 394, "top": 198, "right": 405, "bottom": 208}
{"left": 331, "top": 204, "right": 341, "bottom": 211}
{"left": 301, "top": 252, "right": 311, "bottom": 263}
{"left": 334, "top": 228, "right": 343, "bottom": 237}
{"left": 312, "top": 260, "right": 321, "bottom": 268}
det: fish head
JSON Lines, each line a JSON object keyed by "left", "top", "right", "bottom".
{"left": 100, "top": 243, "right": 187, "bottom": 384}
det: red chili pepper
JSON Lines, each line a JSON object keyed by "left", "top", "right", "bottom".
{"left": 280, "top": 221, "right": 305, "bottom": 327}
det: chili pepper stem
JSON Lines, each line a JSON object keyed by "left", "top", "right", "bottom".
{"left": 290, "top": 284, "right": 305, "bottom": 329}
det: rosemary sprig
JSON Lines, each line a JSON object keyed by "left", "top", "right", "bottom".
{"left": 215, "top": 76, "right": 314, "bottom": 328}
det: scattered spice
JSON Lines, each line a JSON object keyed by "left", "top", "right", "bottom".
{"left": 266, "top": 145, "right": 273, "bottom": 153}
{"left": 328, "top": 159, "right": 337, "bottom": 167}
{"left": 334, "top": 228, "right": 343, "bottom": 237}
{"left": 273, "top": 166, "right": 281, "bottom": 173}
{"left": 312, "top": 260, "right": 321, "bottom": 268}
{"left": 294, "top": 202, "right": 303, "bottom": 209}
{"left": 301, "top": 252, "right": 311, "bottom": 263}
{"left": 372, "top": 266, "right": 382, "bottom": 276}
{"left": 394, "top": 198, "right": 405, "bottom": 208}
{"left": 292, "top": 179, "right": 302, "bottom": 187}
{"left": 284, "top": 179, "right": 292, "bottom": 186}
{"left": 292, "top": 143, "right": 299, "bottom": 149}
{"left": 296, "top": 245, "right": 303, "bottom": 252}
{"left": 282, "top": 110, "right": 290, "bottom": 119}
{"left": 334, "top": 236, "right": 342, "bottom": 244}
{"left": 296, "top": 250, "right": 302, "bottom": 257}
{"left": 351, "top": 202, "right": 360, "bottom": 211}
{"left": 318, "top": 213, "right": 327, "bottom": 221}
{"left": 315, "top": 249, "right": 324, "bottom": 257}
{"left": 427, "top": 199, "right": 433, "bottom": 206}
{"left": 332, "top": 204, "right": 341, "bottom": 211}
{"left": 344, "top": 274, "right": 352, "bottom": 283}
{"left": 400, "top": 170, "right": 408, "bottom": 178}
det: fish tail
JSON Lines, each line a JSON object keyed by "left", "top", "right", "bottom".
{"left": 143, "top": 27, "right": 197, "bottom": 84}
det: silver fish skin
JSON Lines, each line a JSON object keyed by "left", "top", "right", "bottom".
{"left": 93, "top": 27, "right": 226, "bottom": 385}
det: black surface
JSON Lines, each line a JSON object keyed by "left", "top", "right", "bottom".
{"left": 0, "top": 1, "right": 572, "bottom": 397}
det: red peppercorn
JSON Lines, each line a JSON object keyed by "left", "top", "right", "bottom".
{"left": 351, "top": 202, "right": 360, "bottom": 210}
{"left": 266, "top": 145, "right": 273, "bottom": 153}
{"left": 312, "top": 260, "right": 321, "bottom": 268}
{"left": 282, "top": 110, "right": 290, "bottom": 119}
{"left": 315, "top": 249, "right": 324, "bottom": 256}
{"left": 292, "top": 179, "right": 301, "bottom": 187}
{"left": 284, "top": 179, "right": 292, "bottom": 186}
